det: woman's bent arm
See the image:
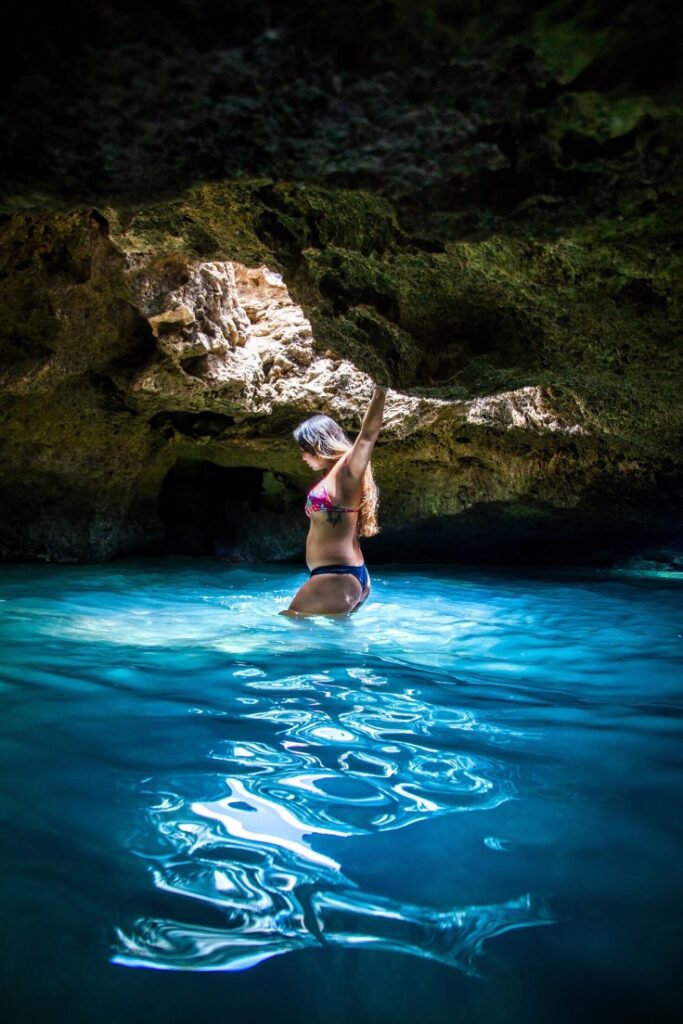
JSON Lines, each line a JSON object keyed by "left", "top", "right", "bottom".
{"left": 343, "top": 385, "right": 387, "bottom": 480}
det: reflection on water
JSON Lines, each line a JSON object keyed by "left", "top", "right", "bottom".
{"left": 0, "top": 557, "right": 681, "bottom": 1022}
{"left": 114, "top": 682, "right": 552, "bottom": 971}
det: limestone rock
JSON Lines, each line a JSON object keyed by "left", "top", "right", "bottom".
{"left": 0, "top": 0, "right": 681, "bottom": 564}
{"left": 0, "top": 200, "right": 680, "bottom": 565}
{"left": 124, "top": 251, "right": 448, "bottom": 436}
{"left": 148, "top": 305, "right": 196, "bottom": 340}
{"left": 465, "top": 386, "right": 587, "bottom": 435}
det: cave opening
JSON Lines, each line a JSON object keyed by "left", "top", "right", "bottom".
{"left": 156, "top": 458, "right": 305, "bottom": 561}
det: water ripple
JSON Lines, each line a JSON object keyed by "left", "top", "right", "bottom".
{"left": 114, "top": 889, "right": 552, "bottom": 974}
{"left": 113, "top": 675, "right": 550, "bottom": 973}
{"left": 4, "top": 559, "right": 678, "bottom": 992}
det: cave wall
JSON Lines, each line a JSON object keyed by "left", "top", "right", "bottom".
{"left": 0, "top": 1, "right": 681, "bottom": 564}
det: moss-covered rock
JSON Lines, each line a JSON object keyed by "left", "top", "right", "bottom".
{"left": 0, "top": 2, "right": 681, "bottom": 563}
{"left": 0, "top": 185, "right": 681, "bottom": 563}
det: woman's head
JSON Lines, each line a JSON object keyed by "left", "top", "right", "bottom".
{"left": 292, "top": 413, "right": 380, "bottom": 537}
{"left": 293, "top": 414, "right": 352, "bottom": 463}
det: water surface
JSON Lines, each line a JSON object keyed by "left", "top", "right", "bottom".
{"left": 1, "top": 558, "right": 681, "bottom": 1023}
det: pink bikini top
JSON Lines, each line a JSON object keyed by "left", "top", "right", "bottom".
{"left": 305, "top": 481, "right": 359, "bottom": 519}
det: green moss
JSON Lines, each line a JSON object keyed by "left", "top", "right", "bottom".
{"left": 287, "top": 212, "right": 682, "bottom": 446}
{"left": 265, "top": 184, "right": 397, "bottom": 255}
{"left": 106, "top": 180, "right": 397, "bottom": 270}
{"left": 3, "top": 166, "right": 679, "bottom": 535}
{"left": 527, "top": 5, "right": 612, "bottom": 84}
{"left": 546, "top": 91, "right": 675, "bottom": 144}
{"left": 92, "top": 144, "right": 680, "bottom": 453}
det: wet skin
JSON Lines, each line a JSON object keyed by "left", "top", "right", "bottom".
{"left": 281, "top": 451, "right": 370, "bottom": 617}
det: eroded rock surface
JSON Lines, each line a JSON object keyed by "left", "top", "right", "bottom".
{"left": 0, "top": 2, "right": 681, "bottom": 563}
{"left": 0, "top": 202, "right": 681, "bottom": 564}
{"left": 128, "top": 250, "right": 447, "bottom": 430}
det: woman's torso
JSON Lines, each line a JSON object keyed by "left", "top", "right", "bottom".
{"left": 305, "top": 462, "right": 364, "bottom": 570}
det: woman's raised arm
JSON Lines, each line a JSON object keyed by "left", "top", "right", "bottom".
{"left": 342, "top": 385, "right": 387, "bottom": 481}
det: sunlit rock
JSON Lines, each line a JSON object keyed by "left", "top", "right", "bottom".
{"left": 125, "top": 251, "right": 448, "bottom": 434}
{"left": 465, "top": 386, "right": 587, "bottom": 435}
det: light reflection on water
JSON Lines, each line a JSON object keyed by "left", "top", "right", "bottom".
{"left": 113, "top": 677, "right": 545, "bottom": 972}
{"left": 0, "top": 557, "right": 682, "bottom": 1016}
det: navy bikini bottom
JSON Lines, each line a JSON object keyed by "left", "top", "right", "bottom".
{"left": 310, "top": 563, "right": 370, "bottom": 589}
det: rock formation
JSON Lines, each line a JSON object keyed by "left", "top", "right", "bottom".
{"left": 0, "top": 2, "right": 681, "bottom": 564}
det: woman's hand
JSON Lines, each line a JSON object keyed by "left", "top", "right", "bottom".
{"left": 343, "top": 383, "right": 387, "bottom": 480}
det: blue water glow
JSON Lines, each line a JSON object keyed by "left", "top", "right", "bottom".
{"left": 0, "top": 557, "right": 681, "bottom": 1023}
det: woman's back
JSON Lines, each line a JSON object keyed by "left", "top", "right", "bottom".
{"left": 305, "top": 460, "right": 363, "bottom": 569}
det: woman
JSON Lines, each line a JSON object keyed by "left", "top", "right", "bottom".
{"left": 283, "top": 384, "right": 387, "bottom": 616}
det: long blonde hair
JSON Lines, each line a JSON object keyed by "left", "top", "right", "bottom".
{"left": 293, "top": 414, "right": 379, "bottom": 537}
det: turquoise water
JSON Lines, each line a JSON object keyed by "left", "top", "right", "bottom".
{"left": 1, "top": 557, "right": 681, "bottom": 1023}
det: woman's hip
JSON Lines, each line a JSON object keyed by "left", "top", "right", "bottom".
{"left": 309, "top": 562, "right": 370, "bottom": 589}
